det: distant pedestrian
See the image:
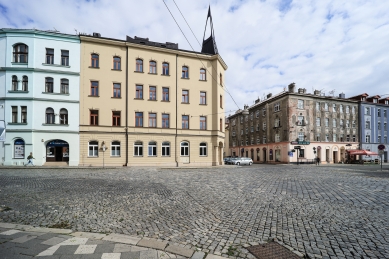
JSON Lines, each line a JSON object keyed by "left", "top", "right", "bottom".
{"left": 25, "top": 152, "right": 35, "bottom": 166}
{"left": 317, "top": 157, "right": 320, "bottom": 165}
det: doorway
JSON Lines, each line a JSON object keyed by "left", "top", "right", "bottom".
{"left": 333, "top": 151, "right": 338, "bottom": 163}
{"left": 46, "top": 139, "right": 69, "bottom": 162}
{"left": 263, "top": 149, "right": 267, "bottom": 163}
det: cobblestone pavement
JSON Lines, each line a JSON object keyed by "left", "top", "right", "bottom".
{"left": 0, "top": 165, "right": 389, "bottom": 259}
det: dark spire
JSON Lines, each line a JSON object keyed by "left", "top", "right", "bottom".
{"left": 201, "top": 6, "right": 219, "bottom": 55}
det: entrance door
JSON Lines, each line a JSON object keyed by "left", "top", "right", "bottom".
{"left": 263, "top": 150, "right": 267, "bottom": 162}
{"left": 55, "top": 147, "right": 63, "bottom": 161}
{"left": 333, "top": 151, "right": 338, "bottom": 163}
{"left": 46, "top": 139, "right": 69, "bottom": 162}
{"left": 326, "top": 149, "right": 330, "bottom": 163}
{"left": 180, "top": 141, "right": 190, "bottom": 164}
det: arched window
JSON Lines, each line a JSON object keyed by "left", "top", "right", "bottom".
{"left": 14, "top": 139, "right": 25, "bottom": 159}
{"left": 111, "top": 141, "right": 120, "bottom": 156}
{"left": 46, "top": 108, "right": 55, "bottom": 124}
{"left": 136, "top": 59, "right": 143, "bottom": 72}
{"left": 199, "top": 142, "right": 207, "bottom": 156}
{"left": 182, "top": 66, "right": 189, "bottom": 78}
{"left": 162, "top": 141, "right": 170, "bottom": 156}
{"left": 200, "top": 69, "right": 206, "bottom": 81}
{"left": 13, "top": 44, "right": 28, "bottom": 63}
{"left": 148, "top": 141, "right": 157, "bottom": 156}
{"left": 91, "top": 54, "right": 99, "bottom": 68}
{"left": 113, "top": 56, "right": 121, "bottom": 70}
{"left": 180, "top": 141, "right": 189, "bottom": 156}
{"left": 149, "top": 61, "right": 156, "bottom": 74}
{"left": 134, "top": 141, "right": 143, "bottom": 156}
{"left": 59, "top": 108, "right": 68, "bottom": 125}
{"left": 88, "top": 141, "right": 99, "bottom": 157}
{"left": 162, "top": 62, "right": 169, "bottom": 75}
{"left": 60, "top": 79, "right": 69, "bottom": 94}
{"left": 12, "top": 75, "right": 18, "bottom": 91}
{"left": 22, "top": 76, "right": 28, "bottom": 91}
{"left": 45, "top": 77, "right": 53, "bottom": 93}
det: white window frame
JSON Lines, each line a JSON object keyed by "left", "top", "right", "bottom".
{"left": 88, "top": 141, "right": 99, "bottom": 157}
{"left": 161, "top": 142, "right": 170, "bottom": 156}
{"left": 111, "top": 141, "right": 120, "bottom": 156}
{"left": 274, "top": 102, "right": 280, "bottom": 112}
{"left": 134, "top": 141, "right": 143, "bottom": 156}
{"left": 199, "top": 142, "right": 207, "bottom": 156}
{"left": 180, "top": 141, "right": 189, "bottom": 156}
{"left": 298, "top": 100, "right": 304, "bottom": 109}
{"left": 148, "top": 141, "right": 157, "bottom": 157}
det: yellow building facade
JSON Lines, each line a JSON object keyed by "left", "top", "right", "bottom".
{"left": 79, "top": 34, "right": 226, "bottom": 167}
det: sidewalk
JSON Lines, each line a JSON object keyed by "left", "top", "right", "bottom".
{"left": 0, "top": 223, "right": 227, "bottom": 259}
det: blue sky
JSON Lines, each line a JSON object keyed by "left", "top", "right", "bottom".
{"left": 1, "top": 0, "right": 389, "bottom": 114}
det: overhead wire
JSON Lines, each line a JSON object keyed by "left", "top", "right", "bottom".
{"left": 163, "top": 0, "right": 242, "bottom": 112}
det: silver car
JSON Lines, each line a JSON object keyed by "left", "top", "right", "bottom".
{"left": 232, "top": 157, "right": 253, "bottom": 166}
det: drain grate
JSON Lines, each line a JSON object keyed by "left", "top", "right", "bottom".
{"left": 247, "top": 242, "right": 301, "bottom": 259}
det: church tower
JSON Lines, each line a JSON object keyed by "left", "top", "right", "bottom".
{"left": 201, "top": 6, "right": 219, "bottom": 55}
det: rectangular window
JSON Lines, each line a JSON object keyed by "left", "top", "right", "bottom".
{"left": 12, "top": 106, "right": 18, "bottom": 123}
{"left": 136, "top": 85, "right": 143, "bottom": 99}
{"left": 149, "top": 61, "right": 156, "bottom": 74}
{"left": 136, "top": 59, "right": 143, "bottom": 72}
{"left": 91, "top": 81, "right": 99, "bottom": 96}
{"left": 346, "top": 135, "right": 350, "bottom": 142}
{"left": 21, "top": 106, "right": 27, "bottom": 123}
{"left": 200, "top": 92, "right": 206, "bottom": 104}
{"left": 263, "top": 122, "right": 266, "bottom": 130}
{"left": 182, "top": 90, "right": 189, "bottom": 103}
{"left": 384, "top": 123, "right": 387, "bottom": 130}
{"left": 384, "top": 110, "right": 387, "bottom": 117}
{"left": 263, "top": 136, "right": 267, "bottom": 144}
{"left": 324, "top": 103, "right": 328, "bottom": 111}
{"left": 90, "top": 110, "right": 98, "bottom": 125}
{"left": 333, "top": 119, "right": 337, "bottom": 127}
{"left": 162, "top": 87, "right": 169, "bottom": 101}
{"left": 298, "top": 132, "right": 304, "bottom": 141}
{"left": 162, "top": 142, "right": 170, "bottom": 156}
{"left": 147, "top": 86, "right": 156, "bottom": 101}
{"left": 162, "top": 114, "right": 169, "bottom": 128}
{"left": 366, "top": 135, "right": 370, "bottom": 143}
{"left": 135, "top": 112, "right": 143, "bottom": 127}
{"left": 332, "top": 104, "right": 336, "bottom": 112}
{"left": 325, "top": 118, "right": 329, "bottom": 127}
{"left": 378, "top": 109, "right": 381, "bottom": 117}
{"left": 61, "top": 50, "right": 69, "bottom": 66}
{"left": 316, "top": 102, "right": 320, "bottom": 111}
{"left": 113, "top": 57, "right": 121, "bottom": 70}
{"left": 182, "top": 66, "right": 189, "bottom": 78}
{"left": 385, "top": 136, "right": 387, "bottom": 143}
{"left": 365, "top": 107, "right": 370, "bottom": 115}
{"left": 378, "top": 135, "right": 381, "bottom": 143}
{"left": 182, "top": 115, "right": 189, "bottom": 129}
{"left": 263, "top": 108, "right": 266, "bottom": 116}
{"left": 46, "top": 48, "right": 54, "bottom": 64}
{"left": 112, "top": 111, "right": 121, "bottom": 126}
{"left": 297, "top": 116, "right": 304, "bottom": 125}
{"left": 113, "top": 83, "right": 121, "bottom": 98}
{"left": 275, "top": 133, "right": 280, "bottom": 142}
{"left": 365, "top": 121, "right": 370, "bottom": 129}
{"left": 162, "top": 63, "right": 169, "bottom": 75}
{"left": 316, "top": 118, "right": 321, "bottom": 126}
{"left": 333, "top": 134, "right": 337, "bottom": 142}
{"left": 298, "top": 100, "right": 304, "bottom": 109}
{"left": 256, "top": 111, "right": 259, "bottom": 118}
{"left": 299, "top": 149, "right": 305, "bottom": 158}
{"left": 220, "top": 118, "right": 223, "bottom": 132}
{"left": 220, "top": 95, "right": 223, "bottom": 108}
{"left": 200, "top": 69, "right": 206, "bottom": 80}
{"left": 200, "top": 116, "right": 206, "bottom": 130}
{"left": 316, "top": 134, "right": 320, "bottom": 141}
{"left": 378, "top": 122, "right": 381, "bottom": 130}
{"left": 91, "top": 54, "right": 99, "bottom": 68}
{"left": 60, "top": 79, "right": 69, "bottom": 94}
{"left": 346, "top": 106, "right": 350, "bottom": 113}
{"left": 111, "top": 142, "right": 120, "bottom": 156}
{"left": 274, "top": 102, "right": 280, "bottom": 112}
{"left": 149, "top": 113, "right": 156, "bottom": 127}
{"left": 326, "top": 134, "right": 329, "bottom": 142}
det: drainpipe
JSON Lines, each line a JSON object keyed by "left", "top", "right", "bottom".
{"left": 175, "top": 54, "right": 178, "bottom": 167}
{"left": 125, "top": 45, "right": 129, "bottom": 166}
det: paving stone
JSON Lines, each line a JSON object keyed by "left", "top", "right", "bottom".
{"left": 140, "top": 249, "right": 159, "bottom": 259}
{"left": 121, "top": 251, "right": 141, "bottom": 259}
{"left": 138, "top": 238, "right": 168, "bottom": 250}
{"left": 59, "top": 237, "right": 88, "bottom": 246}
{"left": 93, "top": 243, "right": 115, "bottom": 254}
{"left": 71, "top": 231, "right": 107, "bottom": 240}
{"left": 10, "top": 234, "right": 37, "bottom": 243}
{"left": 74, "top": 244, "right": 97, "bottom": 254}
{"left": 41, "top": 236, "right": 68, "bottom": 246}
{"left": 166, "top": 244, "right": 194, "bottom": 258}
{"left": 101, "top": 253, "right": 121, "bottom": 259}
{"left": 102, "top": 233, "right": 141, "bottom": 245}
{"left": 113, "top": 244, "right": 133, "bottom": 253}
{"left": 1, "top": 229, "right": 21, "bottom": 235}
{"left": 192, "top": 251, "right": 206, "bottom": 259}
{"left": 53, "top": 244, "right": 79, "bottom": 255}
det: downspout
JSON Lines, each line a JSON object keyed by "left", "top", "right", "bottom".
{"left": 175, "top": 54, "right": 178, "bottom": 167}
{"left": 125, "top": 45, "right": 129, "bottom": 166}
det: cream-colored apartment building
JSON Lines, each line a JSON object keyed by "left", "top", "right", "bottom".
{"left": 79, "top": 30, "right": 226, "bottom": 166}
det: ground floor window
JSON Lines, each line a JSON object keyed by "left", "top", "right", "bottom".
{"left": 111, "top": 141, "right": 120, "bottom": 156}
{"left": 134, "top": 141, "right": 143, "bottom": 156}
{"left": 162, "top": 142, "right": 170, "bottom": 156}
{"left": 14, "top": 139, "right": 25, "bottom": 159}
{"left": 88, "top": 141, "right": 98, "bottom": 157}
{"left": 199, "top": 142, "right": 207, "bottom": 156}
{"left": 299, "top": 149, "right": 305, "bottom": 158}
{"left": 180, "top": 141, "right": 189, "bottom": 156}
{"left": 148, "top": 141, "right": 157, "bottom": 156}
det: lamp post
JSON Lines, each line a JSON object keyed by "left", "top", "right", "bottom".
{"left": 313, "top": 147, "right": 317, "bottom": 165}
{"left": 101, "top": 141, "right": 106, "bottom": 168}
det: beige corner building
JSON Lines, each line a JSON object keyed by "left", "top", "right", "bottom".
{"left": 79, "top": 13, "right": 226, "bottom": 166}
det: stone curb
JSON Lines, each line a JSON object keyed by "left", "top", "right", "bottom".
{"left": 0, "top": 223, "right": 228, "bottom": 259}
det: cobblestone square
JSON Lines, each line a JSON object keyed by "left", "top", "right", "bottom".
{"left": 0, "top": 165, "right": 388, "bottom": 258}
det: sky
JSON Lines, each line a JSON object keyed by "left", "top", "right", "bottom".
{"left": 1, "top": 0, "right": 389, "bottom": 115}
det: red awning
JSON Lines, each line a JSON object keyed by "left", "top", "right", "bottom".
{"left": 346, "top": 149, "right": 379, "bottom": 155}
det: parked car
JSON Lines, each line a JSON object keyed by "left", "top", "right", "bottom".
{"left": 224, "top": 157, "right": 233, "bottom": 165}
{"left": 231, "top": 157, "right": 253, "bottom": 166}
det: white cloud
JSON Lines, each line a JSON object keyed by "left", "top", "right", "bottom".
{"left": 1, "top": 0, "right": 388, "bottom": 113}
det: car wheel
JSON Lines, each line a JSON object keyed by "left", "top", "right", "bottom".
{"left": 236, "top": 162, "right": 240, "bottom": 166}
{"left": 249, "top": 162, "right": 252, "bottom": 166}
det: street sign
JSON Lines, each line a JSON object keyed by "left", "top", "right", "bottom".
{"left": 294, "top": 146, "right": 301, "bottom": 149}
{"left": 378, "top": 150, "right": 384, "bottom": 155}
{"left": 298, "top": 141, "right": 310, "bottom": 145}
{"left": 378, "top": 144, "right": 386, "bottom": 150}
{"left": 290, "top": 141, "right": 298, "bottom": 145}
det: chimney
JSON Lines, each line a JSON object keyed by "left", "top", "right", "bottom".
{"left": 314, "top": 90, "right": 321, "bottom": 96}
{"left": 255, "top": 97, "right": 260, "bottom": 104}
{"left": 288, "top": 83, "right": 295, "bottom": 93}
{"left": 302, "top": 88, "right": 307, "bottom": 94}
{"left": 339, "top": 93, "right": 345, "bottom": 98}
{"left": 92, "top": 32, "right": 101, "bottom": 37}
{"left": 267, "top": 93, "right": 272, "bottom": 99}
{"left": 298, "top": 88, "right": 304, "bottom": 94}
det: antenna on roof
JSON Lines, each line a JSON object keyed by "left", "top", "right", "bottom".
{"left": 329, "top": 89, "right": 335, "bottom": 96}
{"left": 53, "top": 27, "right": 59, "bottom": 32}
{"left": 74, "top": 29, "right": 78, "bottom": 35}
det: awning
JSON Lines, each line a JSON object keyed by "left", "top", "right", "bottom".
{"left": 346, "top": 149, "right": 379, "bottom": 156}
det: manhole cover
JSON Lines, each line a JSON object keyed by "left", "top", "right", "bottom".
{"left": 248, "top": 242, "right": 300, "bottom": 259}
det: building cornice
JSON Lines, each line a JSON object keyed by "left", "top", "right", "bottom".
{"left": 0, "top": 29, "right": 79, "bottom": 42}
{"left": 0, "top": 97, "right": 79, "bottom": 103}
{"left": 0, "top": 67, "right": 80, "bottom": 75}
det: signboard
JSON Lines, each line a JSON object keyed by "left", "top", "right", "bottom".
{"left": 378, "top": 144, "right": 386, "bottom": 150}
{"left": 294, "top": 146, "right": 301, "bottom": 149}
{"left": 291, "top": 141, "right": 310, "bottom": 145}
{"left": 378, "top": 150, "right": 384, "bottom": 155}
{"left": 290, "top": 141, "right": 298, "bottom": 145}
{"left": 0, "top": 120, "right": 5, "bottom": 142}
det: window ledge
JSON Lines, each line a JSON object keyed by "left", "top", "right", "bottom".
{"left": 42, "top": 124, "right": 69, "bottom": 126}
{"left": 133, "top": 156, "right": 144, "bottom": 157}
{"left": 199, "top": 79, "right": 207, "bottom": 82}
{"left": 199, "top": 104, "right": 207, "bottom": 105}
{"left": 148, "top": 73, "right": 157, "bottom": 75}
{"left": 161, "top": 100, "right": 170, "bottom": 102}
{"left": 181, "top": 102, "right": 190, "bottom": 104}
{"left": 134, "top": 71, "right": 144, "bottom": 73}
{"left": 111, "top": 69, "right": 122, "bottom": 71}
{"left": 148, "top": 99, "right": 157, "bottom": 101}
{"left": 11, "top": 62, "right": 28, "bottom": 65}
{"left": 110, "top": 156, "right": 121, "bottom": 157}
{"left": 161, "top": 74, "right": 170, "bottom": 76}
{"left": 134, "top": 98, "right": 144, "bottom": 100}
{"left": 8, "top": 123, "right": 27, "bottom": 125}
{"left": 88, "top": 95, "right": 100, "bottom": 97}
{"left": 8, "top": 90, "right": 29, "bottom": 93}
{"left": 88, "top": 66, "right": 100, "bottom": 69}
{"left": 42, "top": 92, "right": 70, "bottom": 96}
{"left": 87, "top": 156, "right": 99, "bottom": 158}
{"left": 181, "top": 77, "right": 190, "bottom": 80}
{"left": 42, "top": 63, "right": 70, "bottom": 68}
{"left": 111, "top": 97, "right": 122, "bottom": 99}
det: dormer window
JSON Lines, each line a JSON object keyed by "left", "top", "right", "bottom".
{"left": 373, "top": 99, "right": 377, "bottom": 103}
{"left": 385, "top": 100, "right": 389, "bottom": 105}
{"left": 362, "top": 97, "right": 366, "bottom": 101}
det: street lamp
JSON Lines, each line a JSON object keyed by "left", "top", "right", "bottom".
{"left": 101, "top": 141, "right": 106, "bottom": 168}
